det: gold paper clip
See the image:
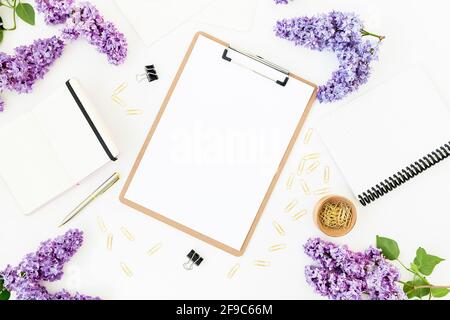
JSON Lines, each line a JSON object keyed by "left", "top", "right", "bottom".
{"left": 126, "top": 108, "right": 143, "bottom": 115}
{"left": 303, "top": 153, "right": 320, "bottom": 161}
{"left": 324, "top": 166, "right": 330, "bottom": 184}
{"left": 120, "top": 262, "right": 133, "bottom": 277}
{"left": 97, "top": 216, "right": 107, "bottom": 233}
{"left": 254, "top": 260, "right": 271, "bottom": 267}
{"left": 284, "top": 199, "right": 298, "bottom": 212}
{"left": 297, "top": 159, "right": 306, "bottom": 176}
{"left": 112, "top": 82, "right": 128, "bottom": 96}
{"left": 314, "top": 188, "right": 330, "bottom": 196}
{"left": 303, "top": 128, "right": 313, "bottom": 144}
{"left": 227, "top": 264, "right": 240, "bottom": 279}
{"left": 121, "top": 227, "right": 135, "bottom": 241}
{"left": 301, "top": 180, "right": 311, "bottom": 196}
{"left": 273, "top": 221, "right": 285, "bottom": 236}
{"left": 306, "top": 161, "right": 320, "bottom": 174}
{"left": 111, "top": 95, "right": 127, "bottom": 108}
{"left": 147, "top": 243, "right": 162, "bottom": 256}
{"left": 293, "top": 209, "right": 307, "bottom": 221}
{"left": 107, "top": 233, "right": 113, "bottom": 250}
{"left": 269, "top": 244, "right": 287, "bottom": 252}
{"left": 286, "top": 173, "right": 294, "bottom": 190}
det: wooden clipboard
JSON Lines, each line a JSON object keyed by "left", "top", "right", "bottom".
{"left": 120, "top": 31, "right": 317, "bottom": 256}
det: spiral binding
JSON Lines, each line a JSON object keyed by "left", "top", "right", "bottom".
{"left": 358, "top": 141, "right": 450, "bottom": 206}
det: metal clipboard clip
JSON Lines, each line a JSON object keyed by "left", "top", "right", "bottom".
{"left": 222, "top": 46, "right": 290, "bottom": 87}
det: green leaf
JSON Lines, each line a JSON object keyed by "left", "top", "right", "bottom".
{"left": 413, "top": 247, "right": 444, "bottom": 276}
{"left": 0, "top": 29, "right": 3, "bottom": 44}
{"left": 403, "top": 278, "right": 430, "bottom": 299}
{"left": 0, "top": 288, "right": 10, "bottom": 300}
{"left": 0, "top": 277, "right": 11, "bottom": 301}
{"left": 410, "top": 262, "right": 420, "bottom": 274}
{"left": 376, "top": 235, "right": 400, "bottom": 260}
{"left": 0, "top": 277, "right": 10, "bottom": 300}
{"left": 431, "top": 288, "right": 449, "bottom": 298}
{"left": 15, "top": 3, "right": 35, "bottom": 26}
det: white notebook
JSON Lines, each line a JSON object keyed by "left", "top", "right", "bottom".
{"left": 0, "top": 79, "right": 119, "bottom": 214}
{"left": 317, "top": 68, "right": 450, "bottom": 206}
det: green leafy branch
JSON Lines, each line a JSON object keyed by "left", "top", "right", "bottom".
{"left": 0, "top": 276, "right": 11, "bottom": 300}
{"left": 376, "top": 235, "right": 450, "bottom": 300}
{"left": 0, "top": 0, "right": 35, "bottom": 43}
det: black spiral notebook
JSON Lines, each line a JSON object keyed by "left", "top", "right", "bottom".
{"left": 317, "top": 68, "right": 450, "bottom": 206}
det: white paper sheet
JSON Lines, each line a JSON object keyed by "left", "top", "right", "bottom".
{"left": 317, "top": 67, "right": 450, "bottom": 201}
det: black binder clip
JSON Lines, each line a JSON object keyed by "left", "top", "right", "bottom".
{"left": 136, "top": 65, "right": 159, "bottom": 83}
{"left": 183, "top": 249, "right": 204, "bottom": 271}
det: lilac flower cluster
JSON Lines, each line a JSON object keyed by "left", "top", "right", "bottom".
{"left": 274, "top": 11, "right": 381, "bottom": 103}
{"left": 35, "top": 0, "right": 75, "bottom": 25}
{"left": 61, "top": 2, "right": 128, "bottom": 65}
{"left": 36, "top": 0, "right": 128, "bottom": 65}
{"left": 274, "top": 0, "right": 289, "bottom": 4}
{"left": 304, "top": 238, "right": 405, "bottom": 300}
{"left": 0, "top": 36, "right": 66, "bottom": 111}
{"left": 0, "top": 229, "right": 100, "bottom": 300}
{"left": 0, "top": 0, "right": 128, "bottom": 111}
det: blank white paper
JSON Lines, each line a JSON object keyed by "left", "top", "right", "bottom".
{"left": 124, "top": 34, "right": 315, "bottom": 251}
{"left": 0, "top": 113, "right": 74, "bottom": 214}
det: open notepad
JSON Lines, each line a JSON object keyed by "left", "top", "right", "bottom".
{"left": 317, "top": 68, "right": 450, "bottom": 206}
{"left": 0, "top": 79, "right": 119, "bottom": 214}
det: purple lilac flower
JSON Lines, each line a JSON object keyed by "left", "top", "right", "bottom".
{"left": 304, "top": 238, "right": 405, "bottom": 300}
{"left": 274, "top": 11, "right": 382, "bottom": 103}
{"left": 0, "top": 36, "right": 66, "bottom": 110}
{"left": 274, "top": 12, "right": 364, "bottom": 51}
{"left": 62, "top": 2, "right": 128, "bottom": 65}
{"left": 274, "top": 0, "right": 289, "bottom": 4}
{"left": 317, "top": 41, "right": 379, "bottom": 103}
{"left": 35, "top": 0, "right": 75, "bottom": 25}
{"left": 0, "top": 229, "right": 100, "bottom": 300}
{"left": 35, "top": 0, "right": 128, "bottom": 64}
{"left": 0, "top": 1, "right": 128, "bottom": 111}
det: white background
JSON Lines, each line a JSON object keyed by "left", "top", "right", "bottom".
{"left": 0, "top": 0, "right": 449, "bottom": 299}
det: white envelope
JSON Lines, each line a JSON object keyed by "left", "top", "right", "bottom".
{"left": 115, "top": 0, "right": 259, "bottom": 47}
{"left": 193, "top": 0, "right": 259, "bottom": 32}
{"left": 115, "top": 0, "right": 214, "bottom": 47}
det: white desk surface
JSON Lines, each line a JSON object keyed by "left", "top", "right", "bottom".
{"left": 0, "top": 0, "right": 449, "bottom": 300}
